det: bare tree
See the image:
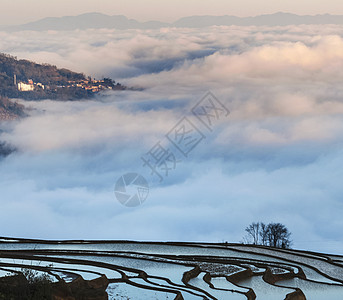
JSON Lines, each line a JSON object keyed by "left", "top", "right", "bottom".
{"left": 266, "top": 223, "right": 291, "bottom": 249}
{"left": 259, "top": 222, "right": 269, "bottom": 246}
{"left": 245, "top": 222, "right": 260, "bottom": 245}
{"left": 243, "top": 222, "right": 292, "bottom": 249}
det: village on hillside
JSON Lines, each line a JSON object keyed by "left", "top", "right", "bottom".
{"left": 15, "top": 75, "right": 122, "bottom": 93}
{"left": 0, "top": 53, "right": 128, "bottom": 100}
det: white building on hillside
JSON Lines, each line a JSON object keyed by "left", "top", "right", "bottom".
{"left": 17, "top": 82, "right": 34, "bottom": 92}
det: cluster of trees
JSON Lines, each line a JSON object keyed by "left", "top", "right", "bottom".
{"left": 0, "top": 95, "right": 25, "bottom": 123}
{"left": 0, "top": 96, "right": 25, "bottom": 115}
{"left": 243, "top": 222, "right": 292, "bottom": 249}
{"left": 0, "top": 268, "right": 53, "bottom": 300}
{"left": 0, "top": 266, "right": 109, "bottom": 300}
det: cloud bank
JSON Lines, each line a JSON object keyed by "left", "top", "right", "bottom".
{"left": 0, "top": 24, "right": 343, "bottom": 254}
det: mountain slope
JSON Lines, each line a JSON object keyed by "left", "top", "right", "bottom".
{"left": 0, "top": 53, "right": 123, "bottom": 100}
{"left": 0, "top": 53, "right": 85, "bottom": 98}
{"left": 0, "top": 96, "right": 25, "bottom": 121}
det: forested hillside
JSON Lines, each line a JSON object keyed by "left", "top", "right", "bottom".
{"left": 0, "top": 53, "right": 123, "bottom": 99}
{"left": 0, "top": 96, "right": 25, "bottom": 120}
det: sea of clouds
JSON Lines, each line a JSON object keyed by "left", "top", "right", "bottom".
{"left": 1, "top": 24, "right": 343, "bottom": 253}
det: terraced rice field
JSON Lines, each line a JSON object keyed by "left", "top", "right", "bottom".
{"left": 0, "top": 237, "right": 342, "bottom": 299}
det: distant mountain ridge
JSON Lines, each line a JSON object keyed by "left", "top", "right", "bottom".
{"left": 5, "top": 13, "right": 168, "bottom": 31}
{"left": 174, "top": 12, "right": 343, "bottom": 27}
{"left": 3, "top": 12, "right": 343, "bottom": 31}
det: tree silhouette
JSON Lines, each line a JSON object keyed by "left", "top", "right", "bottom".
{"left": 244, "top": 222, "right": 292, "bottom": 249}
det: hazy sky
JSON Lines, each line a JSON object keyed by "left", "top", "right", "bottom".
{"left": 1, "top": 0, "right": 343, "bottom": 25}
